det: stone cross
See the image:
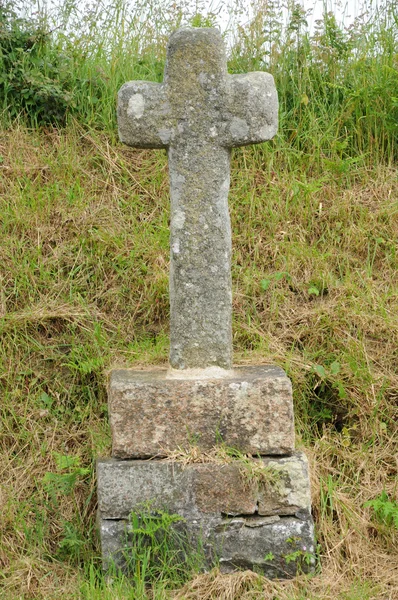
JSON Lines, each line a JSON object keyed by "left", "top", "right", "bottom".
{"left": 118, "top": 27, "right": 278, "bottom": 370}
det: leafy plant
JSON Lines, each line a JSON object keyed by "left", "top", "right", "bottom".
{"left": 308, "top": 284, "right": 320, "bottom": 296}
{"left": 284, "top": 537, "right": 316, "bottom": 569}
{"left": 260, "top": 271, "right": 291, "bottom": 292}
{"left": 365, "top": 491, "right": 398, "bottom": 529}
{"left": 57, "top": 520, "right": 88, "bottom": 561}
{"left": 284, "top": 548, "right": 315, "bottom": 566}
{"left": 43, "top": 453, "right": 90, "bottom": 498}
{"left": 0, "top": 1, "right": 105, "bottom": 125}
{"left": 0, "top": 2, "right": 68, "bottom": 123}
{"left": 41, "top": 453, "right": 92, "bottom": 563}
{"left": 123, "top": 503, "right": 205, "bottom": 587}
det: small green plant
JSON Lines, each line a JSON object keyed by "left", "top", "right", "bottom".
{"left": 307, "top": 284, "right": 320, "bottom": 296}
{"left": 190, "top": 13, "right": 218, "bottom": 28}
{"left": 43, "top": 453, "right": 90, "bottom": 498}
{"left": 42, "top": 453, "right": 92, "bottom": 563}
{"left": 261, "top": 271, "right": 291, "bottom": 292}
{"left": 123, "top": 502, "right": 205, "bottom": 588}
{"left": 284, "top": 537, "right": 316, "bottom": 569}
{"left": 365, "top": 491, "right": 398, "bottom": 529}
{"left": 264, "top": 551, "right": 275, "bottom": 561}
{"left": 57, "top": 520, "right": 87, "bottom": 561}
{"left": 284, "top": 548, "right": 315, "bottom": 566}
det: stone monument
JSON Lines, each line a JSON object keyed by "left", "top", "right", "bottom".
{"left": 97, "top": 27, "right": 315, "bottom": 578}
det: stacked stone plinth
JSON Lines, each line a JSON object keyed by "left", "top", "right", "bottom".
{"left": 97, "top": 25, "right": 315, "bottom": 579}
{"left": 97, "top": 367, "right": 315, "bottom": 577}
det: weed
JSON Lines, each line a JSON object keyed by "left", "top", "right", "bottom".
{"left": 260, "top": 271, "right": 291, "bottom": 292}
{"left": 284, "top": 549, "right": 315, "bottom": 566}
{"left": 0, "top": 2, "right": 77, "bottom": 125}
{"left": 365, "top": 491, "right": 398, "bottom": 529}
{"left": 122, "top": 502, "right": 205, "bottom": 589}
{"left": 264, "top": 551, "right": 274, "bottom": 562}
{"left": 43, "top": 453, "right": 90, "bottom": 498}
{"left": 41, "top": 452, "right": 93, "bottom": 564}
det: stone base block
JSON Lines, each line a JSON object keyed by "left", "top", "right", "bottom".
{"left": 109, "top": 365, "right": 294, "bottom": 458}
{"left": 97, "top": 452, "right": 315, "bottom": 578}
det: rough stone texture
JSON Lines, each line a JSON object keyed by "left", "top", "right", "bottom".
{"left": 100, "top": 515, "right": 314, "bottom": 578}
{"left": 117, "top": 27, "right": 278, "bottom": 370}
{"left": 108, "top": 365, "right": 294, "bottom": 458}
{"left": 97, "top": 453, "right": 315, "bottom": 577}
{"left": 97, "top": 453, "right": 311, "bottom": 518}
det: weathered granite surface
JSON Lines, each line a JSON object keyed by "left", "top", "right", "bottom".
{"left": 100, "top": 514, "right": 315, "bottom": 578}
{"left": 97, "top": 453, "right": 315, "bottom": 577}
{"left": 117, "top": 27, "right": 278, "bottom": 370}
{"left": 97, "top": 453, "right": 311, "bottom": 518}
{"left": 108, "top": 366, "right": 294, "bottom": 458}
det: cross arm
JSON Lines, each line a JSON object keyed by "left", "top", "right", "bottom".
{"left": 118, "top": 81, "right": 173, "bottom": 149}
{"left": 223, "top": 72, "right": 278, "bottom": 148}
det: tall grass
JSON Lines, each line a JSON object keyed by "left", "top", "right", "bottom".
{"left": 1, "top": 0, "right": 397, "bottom": 161}
{"left": 0, "top": 1, "right": 397, "bottom": 598}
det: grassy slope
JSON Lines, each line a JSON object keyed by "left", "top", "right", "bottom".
{"left": 0, "top": 1, "right": 398, "bottom": 598}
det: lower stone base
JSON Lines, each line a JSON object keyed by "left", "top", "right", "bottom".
{"left": 97, "top": 452, "right": 315, "bottom": 578}
{"left": 99, "top": 512, "right": 314, "bottom": 578}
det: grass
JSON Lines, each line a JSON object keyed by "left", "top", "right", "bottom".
{"left": 0, "top": 0, "right": 398, "bottom": 598}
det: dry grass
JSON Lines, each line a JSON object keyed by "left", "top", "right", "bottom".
{"left": 173, "top": 565, "right": 395, "bottom": 600}
{"left": 0, "top": 124, "right": 397, "bottom": 599}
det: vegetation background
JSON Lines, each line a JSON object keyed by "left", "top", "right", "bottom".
{"left": 0, "top": 0, "right": 397, "bottom": 597}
